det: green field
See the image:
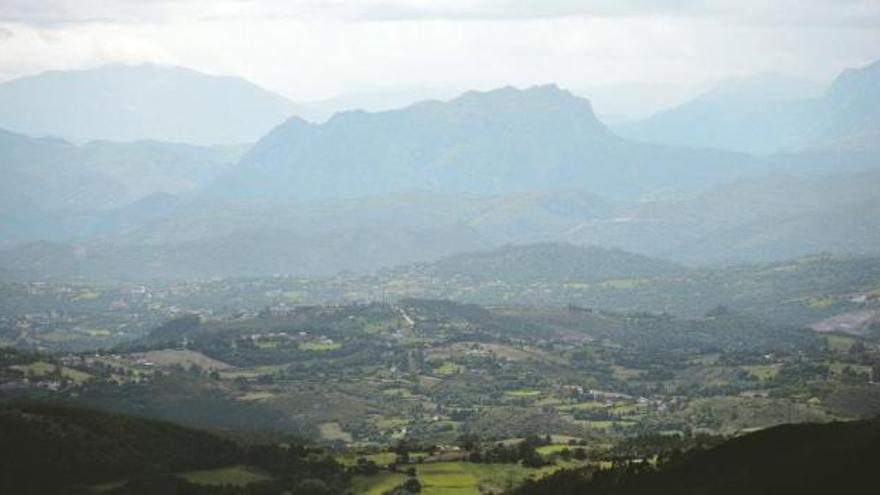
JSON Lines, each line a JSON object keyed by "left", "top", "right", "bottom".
{"left": 435, "top": 362, "right": 465, "bottom": 376}
{"left": 179, "top": 465, "right": 271, "bottom": 486}
{"left": 505, "top": 389, "right": 541, "bottom": 398}
{"left": 83, "top": 328, "right": 113, "bottom": 337}
{"left": 283, "top": 290, "right": 304, "bottom": 302}
{"left": 338, "top": 451, "right": 398, "bottom": 467}
{"left": 221, "top": 363, "right": 289, "bottom": 379}
{"left": 299, "top": 341, "right": 342, "bottom": 351}
{"left": 536, "top": 444, "right": 573, "bottom": 456}
{"left": 71, "top": 291, "right": 101, "bottom": 301}
{"left": 413, "top": 461, "right": 583, "bottom": 494}
{"left": 805, "top": 296, "right": 839, "bottom": 309}
{"left": 742, "top": 364, "right": 780, "bottom": 380}
{"left": 88, "top": 480, "right": 126, "bottom": 493}
{"left": 11, "top": 361, "right": 91, "bottom": 384}
{"left": 417, "top": 462, "right": 481, "bottom": 495}
{"left": 319, "top": 422, "right": 353, "bottom": 442}
{"left": 825, "top": 334, "right": 857, "bottom": 352}
{"left": 352, "top": 472, "right": 408, "bottom": 495}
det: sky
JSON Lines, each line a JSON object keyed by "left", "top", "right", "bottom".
{"left": 1, "top": 0, "right": 879, "bottom": 114}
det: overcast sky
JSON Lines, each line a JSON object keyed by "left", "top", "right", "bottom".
{"left": 1, "top": 0, "right": 879, "bottom": 104}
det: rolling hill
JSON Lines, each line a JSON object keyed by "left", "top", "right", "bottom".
{"left": 0, "top": 402, "right": 240, "bottom": 493}
{"left": 0, "top": 127, "right": 242, "bottom": 213}
{"left": 565, "top": 168, "right": 880, "bottom": 264}
{"left": 0, "top": 402, "right": 348, "bottom": 494}
{"left": 2, "top": 168, "right": 879, "bottom": 279}
{"left": 409, "top": 242, "right": 684, "bottom": 284}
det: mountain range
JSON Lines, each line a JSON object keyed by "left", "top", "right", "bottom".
{"left": 209, "top": 84, "right": 754, "bottom": 201}
{"left": 2, "top": 168, "right": 878, "bottom": 280}
{"left": 0, "top": 58, "right": 878, "bottom": 279}
{"left": 617, "top": 60, "right": 880, "bottom": 153}
{"left": 0, "top": 64, "right": 299, "bottom": 145}
{"left": 0, "top": 127, "right": 243, "bottom": 212}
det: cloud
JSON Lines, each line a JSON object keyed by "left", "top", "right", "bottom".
{"left": 0, "top": 0, "right": 878, "bottom": 104}
{"left": 3, "top": 1, "right": 880, "bottom": 28}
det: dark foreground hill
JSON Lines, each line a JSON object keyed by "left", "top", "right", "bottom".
{"left": 0, "top": 402, "right": 348, "bottom": 495}
{"left": 515, "top": 418, "right": 880, "bottom": 495}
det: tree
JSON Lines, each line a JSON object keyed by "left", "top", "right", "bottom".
{"left": 403, "top": 477, "right": 422, "bottom": 493}
{"left": 296, "top": 478, "right": 333, "bottom": 495}
{"left": 457, "top": 433, "right": 479, "bottom": 451}
{"left": 705, "top": 305, "right": 730, "bottom": 318}
{"left": 559, "top": 448, "right": 573, "bottom": 461}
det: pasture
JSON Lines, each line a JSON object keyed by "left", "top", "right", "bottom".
{"left": 179, "top": 465, "right": 271, "bottom": 486}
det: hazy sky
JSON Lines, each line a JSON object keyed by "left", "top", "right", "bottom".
{"left": 1, "top": 0, "right": 879, "bottom": 104}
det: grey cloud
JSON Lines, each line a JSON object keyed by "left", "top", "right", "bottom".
{"left": 2, "top": 0, "right": 880, "bottom": 28}
{"left": 355, "top": 0, "right": 880, "bottom": 28}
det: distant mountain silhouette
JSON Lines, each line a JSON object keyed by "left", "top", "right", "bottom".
{"left": 209, "top": 84, "right": 754, "bottom": 200}
{"left": 811, "top": 58, "right": 880, "bottom": 145}
{"left": 0, "top": 126, "right": 241, "bottom": 213}
{"left": 0, "top": 63, "right": 300, "bottom": 145}
{"left": 0, "top": 126, "right": 242, "bottom": 247}
{"left": 617, "top": 60, "right": 880, "bottom": 153}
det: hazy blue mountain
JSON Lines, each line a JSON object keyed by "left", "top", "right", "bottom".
{"left": 0, "top": 128, "right": 122, "bottom": 213}
{"left": 0, "top": 63, "right": 300, "bottom": 145}
{"left": 566, "top": 168, "right": 880, "bottom": 264}
{"left": 614, "top": 73, "right": 822, "bottom": 153}
{"left": 576, "top": 81, "right": 712, "bottom": 123}
{"left": 294, "top": 86, "right": 466, "bottom": 122}
{"left": 0, "top": 192, "right": 185, "bottom": 248}
{"left": 4, "top": 168, "right": 879, "bottom": 279}
{"left": 618, "top": 59, "right": 880, "bottom": 153}
{"left": 209, "top": 85, "right": 755, "bottom": 201}
{"left": 0, "top": 198, "right": 493, "bottom": 280}
{"left": 0, "top": 126, "right": 242, "bottom": 215}
{"left": 3, "top": 75, "right": 879, "bottom": 279}
{"left": 807, "top": 58, "right": 880, "bottom": 145}
{"left": 0, "top": 190, "right": 612, "bottom": 279}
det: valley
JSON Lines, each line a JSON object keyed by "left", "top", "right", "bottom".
{"left": 2, "top": 246, "right": 880, "bottom": 493}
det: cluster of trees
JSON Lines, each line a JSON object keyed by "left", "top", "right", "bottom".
{"left": 382, "top": 467, "right": 422, "bottom": 494}
{"left": 457, "top": 434, "right": 583, "bottom": 468}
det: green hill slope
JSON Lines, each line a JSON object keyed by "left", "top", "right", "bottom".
{"left": 516, "top": 418, "right": 880, "bottom": 495}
